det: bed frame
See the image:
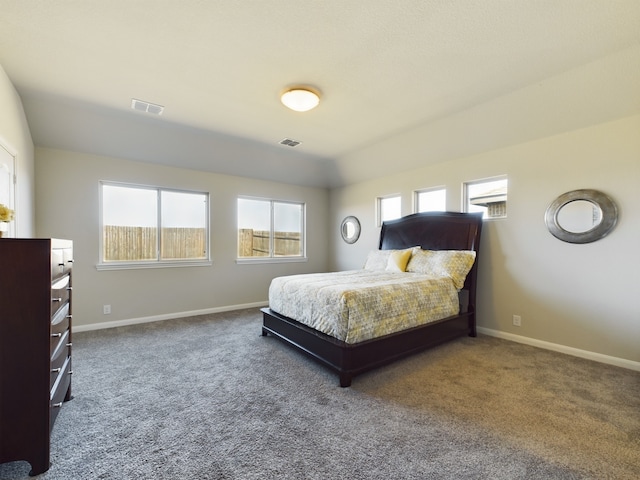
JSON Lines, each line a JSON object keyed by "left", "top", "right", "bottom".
{"left": 261, "top": 211, "right": 484, "bottom": 387}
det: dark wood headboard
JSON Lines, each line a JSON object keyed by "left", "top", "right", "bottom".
{"left": 378, "top": 211, "right": 484, "bottom": 310}
{"left": 379, "top": 211, "right": 483, "bottom": 252}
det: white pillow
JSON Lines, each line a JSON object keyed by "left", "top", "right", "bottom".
{"left": 363, "top": 250, "right": 391, "bottom": 271}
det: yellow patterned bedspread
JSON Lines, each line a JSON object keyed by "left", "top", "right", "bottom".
{"left": 268, "top": 270, "right": 460, "bottom": 344}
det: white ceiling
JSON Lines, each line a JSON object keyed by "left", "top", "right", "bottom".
{"left": 1, "top": 1, "right": 639, "bottom": 188}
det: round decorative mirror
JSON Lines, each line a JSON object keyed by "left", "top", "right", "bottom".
{"left": 340, "top": 216, "right": 361, "bottom": 244}
{"left": 545, "top": 189, "right": 617, "bottom": 244}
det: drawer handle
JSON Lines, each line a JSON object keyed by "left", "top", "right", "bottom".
{"left": 52, "top": 402, "right": 63, "bottom": 408}
{"left": 67, "top": 286, "right": 73, "bottom": 291}
{"left": 52, "top": 297, "right": 62, "bottom": 302}
{"left": 51, "top": 368, "right": 61, "bottom": 373}
{"left": 51, "top": 333, "right": 62, "bottom": 338}
{"left": 69, "top": 370, "right": 74, "bottom": 375}
{"left": 66, "top": 343, "right": 72, "bottom": 347}
{"left": 68, "top": 259, "right": 74, "bottom": 263}
{"left": 66, "top": 314, "right": 72, "bottom": 319}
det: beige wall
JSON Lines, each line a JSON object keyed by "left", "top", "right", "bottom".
{"left": 5, "top": 59, "right": 638, "bottom": 367}
{"left": 35, "top": 148, "right": 330, "bottom": 328}
{"left": 0, "top": 65, "right": 35, "bottom": 237}
{"left": 331, "top": 115, "right": 640, "bottom": 365}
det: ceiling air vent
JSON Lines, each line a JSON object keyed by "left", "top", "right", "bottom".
{"left": 131, "top": 98, "right": 164, "bottom": 115}
{"left": 280, "top": 138, "right": 301, "bottom": 147}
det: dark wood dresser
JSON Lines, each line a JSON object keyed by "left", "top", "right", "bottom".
{"left": 0, "top": 238, "right": 73, "bottom": 476}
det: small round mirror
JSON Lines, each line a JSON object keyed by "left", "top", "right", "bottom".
{"left": 340, "top": 216, "right": 361, "bottom": 244}
{"left": 545, "top": 189, "right": 617, "bottom": 244}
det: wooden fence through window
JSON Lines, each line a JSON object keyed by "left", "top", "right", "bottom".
{"left": 104, "top": 226, "right": 299, "bottom": 261}
{"left": 238, "top": 229, "right": 301, "bottom": 257}
{"left": 103, "top": 226, "right": 206, "bottom": 261}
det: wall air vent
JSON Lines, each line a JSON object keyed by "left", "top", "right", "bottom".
{"left": 131, "top": 98, "right": 164, "bottom": 115}
{"left": 280, "top": 138, "right": 301, "bottom": 147}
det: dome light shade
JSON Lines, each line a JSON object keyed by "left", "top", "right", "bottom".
{"left": 281, "top": 88, "right": 320, "bottom": 112}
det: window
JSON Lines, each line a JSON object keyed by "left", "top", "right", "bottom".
{"left": 99, "top": 182, "right": 209, "bottom": 267}
{"left": 237, "top": 197, "right": 305, "bottom": 261}
{"left": 464, "top": 176, "right": 508, "bottom": 219}
{"left": 414, "top": 187, "right": 446, "bottom": 213}
{"left": 377, "top": 195, "right": 401, "bottom": 226}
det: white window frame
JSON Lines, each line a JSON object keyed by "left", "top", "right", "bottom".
{"left": 413, "top": 186, "right": 447, "bottom": 213}
{"left": 0, "top": 143, "right": 16, "bottom": 238}
{"left": 236, "top": 196, "right": 307, "bottom": 264}
{"left": 376, "top": 194, "right": 402, "bottom": 227}
{"left": 463, "top": 175, "right": 508, "bottom": 220}
{"left": 97, "top": 181, "right": 211, "bottom": 270}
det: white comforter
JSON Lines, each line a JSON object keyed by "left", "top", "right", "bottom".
{"left": 268, "top": 270, "right": 460, "bottom": 344}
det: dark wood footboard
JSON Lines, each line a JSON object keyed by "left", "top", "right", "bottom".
{"left": 261, "top": 307, "right": 475, "bottom": 387}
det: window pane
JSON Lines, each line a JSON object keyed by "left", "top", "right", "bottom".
{"left": 103, "top": 185, "right": 157, "bottom": 261}
{"left": 380, "top": 196, "right": 401, "bottom": 223}
{"left": 416, "top": 188, "right": 446, "bottom": 212}
{"left": 274, "top": 202, "right": 303, "bottom": 257}
{"left": 466, "top": 177, "right": 508, "bottom": 218}
{"left": 237, "top": 198, "right": 305, "bottom": 259}
{"left": 161, "top": 191, "right": 207, "bottom": 260}
{"left": 101, "top": 184, "right": 210, "bottom": 265}
{"left": 238, "top": 198, "right": 270, "bottom": 257}
{"left": 103, "top": 185, "right": 157, "bottom": 227}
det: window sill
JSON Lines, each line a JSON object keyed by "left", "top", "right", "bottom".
{"left": 236, "top": 257, "right": 308, "bottom": 265}
{"left": 96, "top": 260, "right": 212, "bottom": 271}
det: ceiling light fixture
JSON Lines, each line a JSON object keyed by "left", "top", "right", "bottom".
{"left": 280, "top": 87, "right": 320, "bottom": 112}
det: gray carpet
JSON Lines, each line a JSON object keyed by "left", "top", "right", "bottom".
{"left": 1, "top": 308, "right": 638, "bottom": 479}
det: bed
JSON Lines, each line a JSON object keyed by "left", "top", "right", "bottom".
{"left": 261, "top": 211, "right": 483, "bottom": 387}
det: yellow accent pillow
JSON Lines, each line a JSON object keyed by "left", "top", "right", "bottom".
{"left": 363, "top": 248, "right": 414, "bottom": 272}
{"left": 386, "top": 248, "right": 413, "bottom": 272}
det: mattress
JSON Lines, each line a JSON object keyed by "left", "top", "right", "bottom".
{"left": 268, "top": 270, "right": 460, "bottom": 344}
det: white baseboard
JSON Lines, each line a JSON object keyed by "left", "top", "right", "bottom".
{"left": 74, "top": 301, "right": 268, "bottom": 333}
{"left": 477, "top": 327, "right": 640, "bottom": 372}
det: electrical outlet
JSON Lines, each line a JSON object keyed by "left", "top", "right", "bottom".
{"left": 512, "top": 315, "right": 521, "bottom": 327}
{"left": 103, "top": 304, "right": 111, "bottom": 315}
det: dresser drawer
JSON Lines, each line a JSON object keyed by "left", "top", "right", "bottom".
{"left": 50, "top": 357, "right": 71, "bottom": 431}
{"left": 50, "top": 326, "right": 70, "bottom": 360}
{"left": 50, "top": 336, "right": 71, "bottom": 391}
{"left": 51, "top": 248, "right": 65, "bottom": 280}
{"left": 51, "top": 247, "right": 73, "bottom": 281}
{"left": 51, "top": 275, "right": 71, "bottom": 318}
{"left": 50, "top": 303, "right": 70, "bottom": 352}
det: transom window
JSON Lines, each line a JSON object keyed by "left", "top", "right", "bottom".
{"left": 99, "top": 182, "right": 209, "bottom": 268}
{"left": 237, "top": 197, "right": 305, "bottom": 261}
{"left": 377, "top": 195, "right": 401, "bottom": 226}
{"left": 414, "top": 187, "right": 446, "bottom": 213}
{"left": 464, "top": 176, "right": 508, "bottom": 219}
